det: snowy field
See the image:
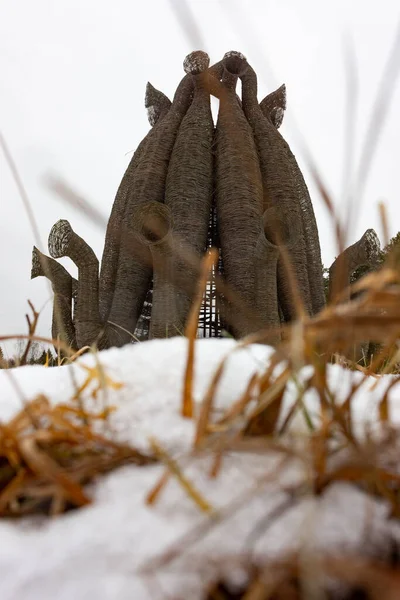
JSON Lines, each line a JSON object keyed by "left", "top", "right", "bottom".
{"left": 1, "top": 337, "right": 400, "bottom": 599}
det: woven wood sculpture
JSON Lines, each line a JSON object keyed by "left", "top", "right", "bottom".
{"left": 328, "top": 229, "right": 381, "bottom": 362}
{"left": 32, "top": 50, "right": 330, "bottom": 352}
{"left": 328, "top": 229, "right": 381, "bottom": 301}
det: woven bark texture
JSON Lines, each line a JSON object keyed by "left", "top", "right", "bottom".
{"left": 107, "top": 64, "right": 196, "bottom": 342}
{"left": 215, "top": 53, "right": 264, "bottom": 338}
{"left": 47, "top": 220, "right": 114, "bottom": 349}
{"left": 98, "top": 84, "right": 172, "bottom": 323}
{"left": 253, "top": 210, "right": 287, "bottom": 344}
{"left": 133, "top": 202, "right": 183, "bottom": 338}
{"left": 31, "top": 246, "right": 77, "bottom": 351}
{"left": 164, "top": 59, "right": 214, "bottom": 332}
{"left": 33, "top": 50, "right": 328, "bottom": 351}
{"left": 259, "top": 84, "right": 325, "bottom": 316}
{"left": 241, "top": 64, "right": 314, "bottom": 321}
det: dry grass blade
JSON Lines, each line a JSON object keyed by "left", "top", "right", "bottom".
{"left": 182, "top": 249, "right": 218, "bottom": 419}
{"left": 140, "top": 455, "right": 291, "bottom": 575}
{"left": 315, "top": 460, "right": 400, "bottom": 511}
{"left": 167, "top": 0, "right": 205, "bottom": 49}
{"left": 46, "top": 176, "right": 107, "bottom": 229}
{"left": 353, "top": 19, "right": 400, "bottom": 217}
{"left": 379, "top": 201, "right": 390, "bottom": 248}
{"left": 278, "top": 244, "right": 307, "bottom": 322}
{"left": 8, "top": 394, "right": 50, "bottom": 432}
{"left": 246, "top": 366, "right": 291, "bottom": 425}
{"left": 208, "top": 554, "right": 400, "bottom": 599}
{"left": 209, "top": 449, "right": 224, "bottom": 479}
{"left": 289, "top": 269, "right": 400, "bottom": 357}
{"left": 194, "top": 359, "right": 226, "bottom": 448}
{"left": 378, "top": 377, "right": 400, "bottom": 423}
{"left": 325, "top": 556, "right": 400, "bottom": 600}
{"left": 0, "top": 136, "right": 72, "bottom": 347}
{"left": 18, "top": 436, "right": 90, "bottom": 508}
{"left": 60, "top": 346, "right": 91, "bottom": 365}
{"left": 245, "top": 374, "right": 287, "bottom": 437}
{"left": 145, "top": 470, "right": 170, "bottom": 506}
{"left": 216, "top": 372, "right": 259, "bottom": 428}
{"left": 340, "top": 33, "right": 358, "bottom": 209}
{"left": 309, "top": 162, "right": 345, "bottom": 255}
{"left": 0, "top": 132, "right": 43, "bottom": 249}
{"left": 242, "top": 575, "right": 277, "bottom": 600}
{"left": 0, "top": 469, "right": 27, "bottom": 513}
{"left": 149, "top": 437, "right": 213, "bottom": 514}
{"left": 376, "top": 346, "right": 400, "bottom": 378}
{"left": 19, "top": 300, "right": 40, "bottom": 366}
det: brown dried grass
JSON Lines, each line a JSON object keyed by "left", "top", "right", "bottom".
{"left": 206, "top": 554, "right": 400, "bottom": 599}
{"left": 0, "top": 391, "right": 156, "bottom": 517}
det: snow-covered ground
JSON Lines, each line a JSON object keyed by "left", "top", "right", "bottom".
{"left": 1, "top": 338, "right": 400, "bottom": 599}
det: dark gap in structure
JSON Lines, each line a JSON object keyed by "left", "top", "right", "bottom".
{"left": 198, "top": 193, "right": 222, "bottom": 338}
{"left": 134, "top": 281, "right": 152, "bottom": 341}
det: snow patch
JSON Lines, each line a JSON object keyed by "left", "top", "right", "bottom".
{"left": 1, "top": 337, "right": 400, "bottom": 599}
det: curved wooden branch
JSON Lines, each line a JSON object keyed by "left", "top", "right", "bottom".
{"left": 286, "top": 148, "right": 326, "bottom": 316}
{"left": 215, "top": 51, "right": 264, "bottom": 338}
{"left": 107, "top": 54, "right": 199, "bottom": 341}
{"left": 261, "top": 82, "right": 325, "bottom": 316}
{"left": 98, "top": 55, "right": 223, "bottom": 338}
{"left": 329, "top": 229, "right": 381, "bottom": 301}
{"left": 48, "top": 220, "right": 120, "bottom": 349}
{"left": 164, "top": 51, "right": 213, "bottom": 329}
{"left": 31, "top": 246, "right": 77, "bottom": 351}
{"left": 98, "top": 85, "right": 173, "bottom": 323}
{"left": 240, "top": 65, "right": 322, "bottom": 319}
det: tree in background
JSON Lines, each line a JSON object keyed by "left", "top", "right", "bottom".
{"left": 0, "top": 341, "right": 54, "bottom": 369}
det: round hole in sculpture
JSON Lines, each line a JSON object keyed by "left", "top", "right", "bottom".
{"left": 262, "top": 208, "right": 292, "bottom": 247}
{"left": 223, "top": 51, "right": 248, "bottom": 76}
{"left": 137, "top": 202, "right": 172, "bottom": 245}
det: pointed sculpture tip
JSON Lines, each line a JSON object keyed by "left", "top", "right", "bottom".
{"left": 183, "top": 51, "right": 210, "bottom": 75}
{"left": 259, "top": 83, "right": 287, "bottom": 129}
{"left": 363, "top": 228, "right": 381, "bottom": 261}
{"left": 144, "top": 82, "right": 156, "bottom": 107}
{"left": 145, "top": 81, "right": 172, "bottom": 108}
{"left": 277, "top": 83, "right": 287, "bottom": 110}
{"left": 145, "top": 82, "right": 172, "bottom": 126}
{"left": 145, "top": 82, "right": 158, "bottom": 126}
{"left": 31, "top": 246, "right": 42, "bottom": 279}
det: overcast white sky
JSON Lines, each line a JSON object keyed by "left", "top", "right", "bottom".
{"left": 0, "top": 0, "right": 399, "bottom": 351}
